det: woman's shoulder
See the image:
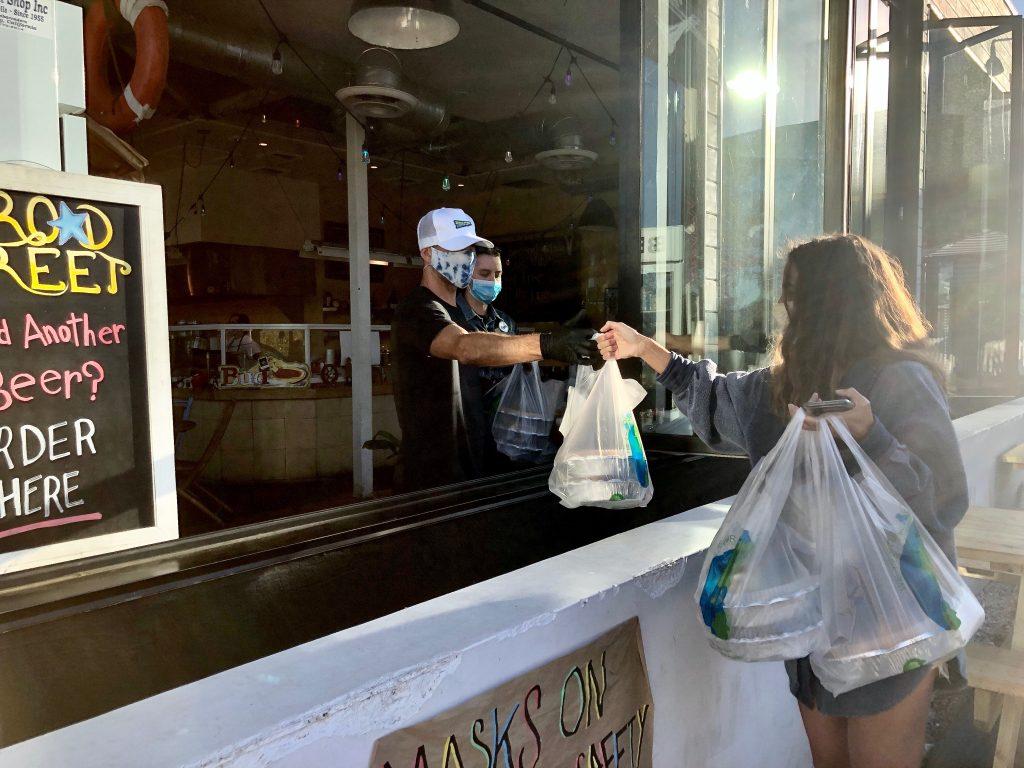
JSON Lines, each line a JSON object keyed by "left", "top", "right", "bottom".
{"left": 864, "top": 356, "right": 946, "bottom": 405}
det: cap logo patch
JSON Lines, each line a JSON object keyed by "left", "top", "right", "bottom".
{"left": 453, "top": 219, "right": 473, "bottom": 229}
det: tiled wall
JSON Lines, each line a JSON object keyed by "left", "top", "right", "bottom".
{"left": 177, "top": 395, "right": 401, "bottom": 483}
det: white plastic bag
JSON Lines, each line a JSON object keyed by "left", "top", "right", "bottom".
{"left": 696, "top": 412, "right": 826, "bottom": 662}
{"left": 809, "top": 416, "right": 983, "bottom": 694}
{"left": 548, "top": 359, "right": 653, "bottom": 509}
{"left": 696, "top": 408, "right": 983, "bottom": 695}
{"left": 492, "top": 362, "right": 553, "bottom": 462}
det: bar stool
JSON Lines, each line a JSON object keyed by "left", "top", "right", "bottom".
{"left": 173, "top": 397, "right": 235, "bottom": 528}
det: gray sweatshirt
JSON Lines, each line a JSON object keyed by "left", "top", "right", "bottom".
{"left": 656, "top": 353, "right": 968, "bottom": 560}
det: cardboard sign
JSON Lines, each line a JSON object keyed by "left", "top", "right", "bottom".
{"left": 370, "top": 619, "right": 653, "bottom": 768}
{"left": 0, "top": 165, "right": 176, "bottom": 573}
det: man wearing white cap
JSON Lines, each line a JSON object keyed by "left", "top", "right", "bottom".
{"left": 391, "top": 207, "right": 598, "bottom": 491}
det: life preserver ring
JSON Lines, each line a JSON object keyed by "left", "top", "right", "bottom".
{"left": 85, "top": 0, "right": 169, "bottom": 133}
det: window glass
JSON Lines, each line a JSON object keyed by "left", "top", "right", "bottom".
{"left": 641, "top": 0, "right": 827, "bottom": 432}
{"left": 147, "top": 3, "right": 627, "bottom": 535}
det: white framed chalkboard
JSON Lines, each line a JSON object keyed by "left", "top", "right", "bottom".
{"left": 0, "top": 164, "right": 177, "bottom": 573}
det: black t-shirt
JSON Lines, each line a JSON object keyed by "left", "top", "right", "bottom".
{"left": 391, "top": 285, "right": 474, "bottom": 491}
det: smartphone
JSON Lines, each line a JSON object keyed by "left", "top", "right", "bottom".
{"left": 802, "top": 397, "right": 854, "bottom": 415}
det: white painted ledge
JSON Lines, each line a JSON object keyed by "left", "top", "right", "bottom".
{"left": 1, "top": 497, "right": 810, "bottom": 767}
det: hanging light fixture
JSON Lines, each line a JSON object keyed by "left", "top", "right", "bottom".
{"left": 362, "top": 147, "right": 371, "bottom": 164}
{"left": 504, "top": 148, "right": 513, "bottom": 164}
{"left": 565, "top": 57, "right": 575, "bottom": 87}
{"left": 271, "top": 41, "right": 284, "bottom": 76}
{"left": 348, "top": 0, "right": 459, "bottom": 50}
{"left": 441, "top": 173, "right": 451, "bottom": 191}
{"left": 548, "top": 79, "right": 557, "bottom": 105}
{"left": 336, "top": 162, "right": 345, "bottom": 181}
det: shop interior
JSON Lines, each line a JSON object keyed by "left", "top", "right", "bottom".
{"left": 89, "top": 1, "right": 625, "bottom": 532}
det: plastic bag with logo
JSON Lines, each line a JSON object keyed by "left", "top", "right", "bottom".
{"left": 492, "top": 362, "right": 554, "bottom": 462}
{"left": 548, "top": 359, "right": 653, "bottom": 509}
{"left": 808, "top": 415, "right": 983, "bottom": 695}
{"left": 695, "top": 410, "right": 826, "bottom": 662}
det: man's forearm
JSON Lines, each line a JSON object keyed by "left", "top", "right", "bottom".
{"left": 453, "top": 332, "right": 542, "bottom": 366}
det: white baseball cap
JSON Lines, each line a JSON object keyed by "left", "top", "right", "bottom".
{"left": 417, "top": 207, "right": 494, "bottom": 251}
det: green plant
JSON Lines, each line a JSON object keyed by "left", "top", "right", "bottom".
{"left": 362, "top": 430, "right": 401, "bottom": 459}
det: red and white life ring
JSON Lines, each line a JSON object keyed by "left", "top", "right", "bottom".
{"left": 85, "top": 0, "right": 170, "bottom": 133}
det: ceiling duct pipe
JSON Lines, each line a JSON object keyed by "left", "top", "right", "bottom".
{"left": 336, "top": 48, "right": 449, "bottom": 134}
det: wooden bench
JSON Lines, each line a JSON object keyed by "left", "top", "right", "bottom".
{"left": 958, "top": 506, "right": 1024, "bottom": 768}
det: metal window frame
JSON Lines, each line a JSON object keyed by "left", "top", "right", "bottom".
{"left": 892, "top": 12, "right": 1019, "bottom": 393}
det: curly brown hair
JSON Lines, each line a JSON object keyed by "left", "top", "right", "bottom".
{"left": 770, "top": 234, "right": 940, "bottom": 414}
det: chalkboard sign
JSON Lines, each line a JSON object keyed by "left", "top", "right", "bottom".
{"left": 0, "top": 165, "right": 176, "bottom": 573}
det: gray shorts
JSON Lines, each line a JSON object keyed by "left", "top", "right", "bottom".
{"left": 785, "top": 655, "right": 960, "bottom": 717}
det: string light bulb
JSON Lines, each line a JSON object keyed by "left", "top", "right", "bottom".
{"left": 548, "top": 80, "right": 557, "bottom": 105}
{"left": 271, "top": 43, "right": 283, "bottom": 76}
{"left": 505, "top": 148, "right": 513, "bottom": 164}
{"left": 441, "top": 174, "right": 451, "bottom": 192}
{"left": 361, "top": 147, "right": 371, "bottom": 164}
{"left": 609, "top": 125, "right": 617, "bottom": 146}
{"left": 564, "top": 65, "right": 573, "bottom": 87}
{"left": 199, "top": 196, "right": 207, "bottom": 216}
{"left": 261, "top": 113, "right": 268, "bottom": 124}
{"left": 336, "top": 162, "right": 344, "bottom": 181}
{"left": 229, "top": 155, "right": 235, "bottom": 169}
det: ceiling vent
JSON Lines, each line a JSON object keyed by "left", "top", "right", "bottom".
{"left": 535, "top": 116, "right": 598, "bottom": 172}
{"left": 336, "top": 48, "right": 418, "bottom": 119}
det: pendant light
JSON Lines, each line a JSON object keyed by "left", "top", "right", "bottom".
{"left": 348, "top": 0, "right": 459, "bottom": 50}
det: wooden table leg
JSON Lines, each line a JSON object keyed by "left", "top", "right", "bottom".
{"left": 990, "top": 575, "right": 1024, "bottom": 768}
{"left": 976, "top": 690, "right": 1003, "bottom": 730}
{"left": 993, "top": 697, "right": 1023, "bottom": 768}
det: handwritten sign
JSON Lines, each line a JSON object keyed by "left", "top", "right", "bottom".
{"left": 370, "top": 619, "right": 653, "bottom": 768}
{"left": 0, "top": 166, "right": 176, "bottom": 572}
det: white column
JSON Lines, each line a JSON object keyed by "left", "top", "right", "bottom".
{"left": 346, "top": 115, "right": 373, "bottom": 497}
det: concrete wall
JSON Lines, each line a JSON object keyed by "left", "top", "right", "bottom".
{"left": 0, "top": 500, "right": 811, "bottom": 768}
{"left": 954, "top": 395, "right": 1024, "bottom": 508}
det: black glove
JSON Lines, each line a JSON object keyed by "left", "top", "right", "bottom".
{"left": 541, "top": 327, "right": 600, "bottom": 366}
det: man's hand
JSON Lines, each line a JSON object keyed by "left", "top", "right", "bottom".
{"left": 541, "top": 327, "right": 600, "bottom": 365}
